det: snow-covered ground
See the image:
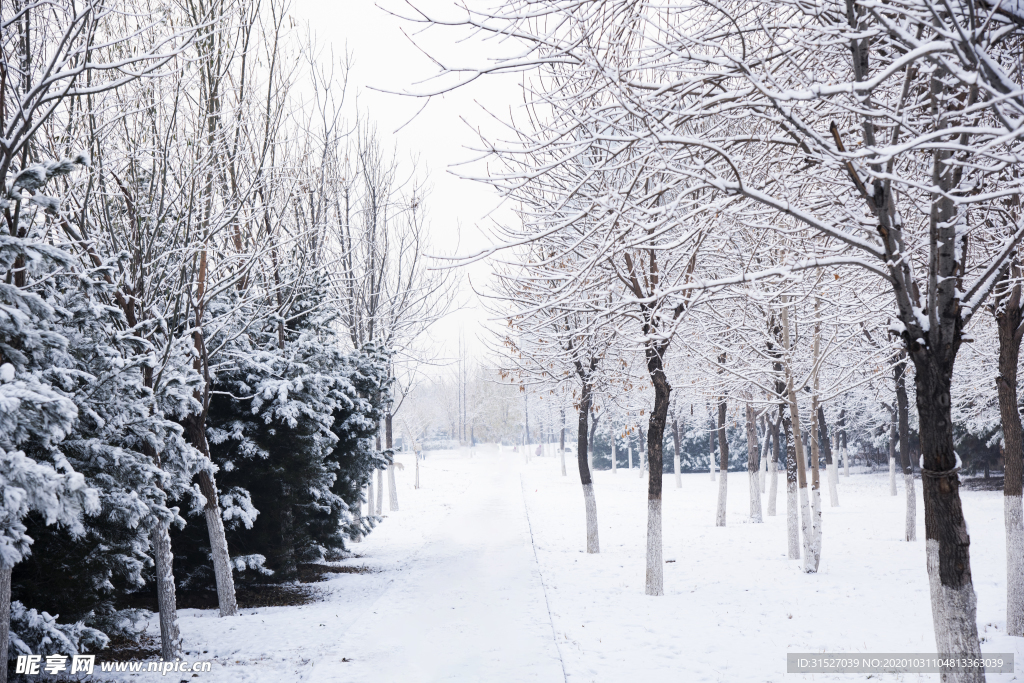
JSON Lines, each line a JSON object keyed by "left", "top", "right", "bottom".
{"left": 113, "top": 446, "right": 1023, "bottom": 682}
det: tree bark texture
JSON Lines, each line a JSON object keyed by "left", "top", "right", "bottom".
{"left": 184, "top": 414, "right": 238, "bottom": 617}
{"left": 672, "top": 418, "right": 682, "bottom": 488}
{"left": 996, "top": 266, "right": 1024, "bottom": 635}
{"left": 645, "top": 348, "right": 671, "bottom": 597}
{"left": 578, "top": 383, "right": 599, "bottom": 554}
{"left": 151, "top": 521, "right": 183, "bottom": 658}
{"left": 716, "top": 398, "right": 729, "bottom": 527}
{"left": 746, "top": 404, "right": 762, "bottom": 523}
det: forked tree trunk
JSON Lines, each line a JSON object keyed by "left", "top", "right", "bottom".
{"left": 895, "top": 355, "right": 915, "bottom": 542}
{"left": 578, "top": 383, "right": 599, "bottom": 554}
{"left": 645, "top": 349, "right": 671, "bottom": 597}
{"left": 995, "top": 268, "right": 1024, "bottom": 635}
{"left": 0, "top": 563, "right": 9, "bottom": 683}
{"left": 746, "top": 404, "right": 762, "bottom": 523}
{"left": 672, "top": 418, "right": 682, "bottom": 488}
{"left": 782, "top": 306, "right": 816, "bottom": 572}
{"left": 784, "top": 416, "right": 800, "bottom": 560}
{"left": 386, "top": 414, "right": 398, "bottom": 511}
{"left": 151, "top": 521, "right": 182, "bottom": 658}
{"left": 709, "top": 416, "right": 717, "bottom": 481}
{"left": 818, "top": 406, "right": 839, "bottom": 507}
{"left": 768, "top": 413, "right": 781, "bottom": 516}
{"left": 716, "top": 398, "right": 729, "bottom": 527}
{"left": 185, "top": 410, "right": 238, "bottom": 617}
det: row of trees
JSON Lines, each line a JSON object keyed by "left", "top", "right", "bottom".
{"left": 408, "top": 0, "right": 1024, "bottom": 678}
{"left": 0, "top": 0, "right": 451, "bottom": 677}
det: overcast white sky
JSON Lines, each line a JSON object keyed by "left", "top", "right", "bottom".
{"left": 291, "top": 0, "right": 520, "bottom": 372}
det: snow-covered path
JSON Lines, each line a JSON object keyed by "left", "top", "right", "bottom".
{"left": 116, "top": 447, "right": 1024, "bottom": 683}
{"left": 310, "top": 450, "right": 565, "bottom": 682}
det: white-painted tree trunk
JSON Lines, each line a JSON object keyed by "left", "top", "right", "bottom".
{"left": 639, "top": 445, "right": 646, "bottom": 478}
{"left": 799, "top": 485, "right": 814, "bottom": 572}
{"left": 583, "top": 482, "right": 600, "bottom": 553}
{"left": 611, "top": 440, "right": 617, "bottom": 474}
{"left": 587, "top": 445, "right": 593, "bottom": 476}
{"left": 808, "top": 486, "right": 822, "bottom": 572}
{"left": 376, "top": 468, "right": 384, "bottom": 515}
{"left": 889, "top": 457, "right": 897, "bottom": 496}
{"left": 561, "top": 445, "right": 567, "bottom": 476}
{"left": 768, "top": 460, "right": 779, "bottom": 516}
{"left": 843, "top": 443, "right": 850, "bottom": 477}
{"left": 760, "top": 447, "right": 768, "bottom": 494}
{"left": 674, "top": 443, "right": 681, "bottom": 488}
{"left": 388, "top": 464, "right": 399, "bottom": 511}
{"left": 925, "top": 540, "right": 984, "bottom": 683}
{"left": 747, "top": 405, "right": 762, "bottom": 523}
{"left": 0, "top": 563, "right": 9, "bottom": 683}
{"left": 828, "top": 460, "right": 839, "bottom": 507}
{"left": 415, "top": 451, "right": 420, "bottom": 489}
{"left": 151, "top": 521, "right": 182, "bottom": 659}
{"left": 905, "top": 472, "right": 917, "bottom": 542}
{"left": 628, "top": 444, "right": 633, "bottom": 469}
{"left": 716, "top": 471, "right": 728, "bottom": 526}
{"left": 787, "top": 479, "right": 799, "bottom": 559}
{"left": 645, "top": 497, "right": 663, "bottom": 596}
{"left": 1007, "top": 494, "right": 1024, "bottom": 635}
{"left": 367, "top": 480, "right": 374, "bottom": 521}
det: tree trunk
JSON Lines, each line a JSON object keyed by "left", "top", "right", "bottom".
{"left": 628, "top": 441, "right": 633, "bottom": 469}
{"left": 672, "top": 418, "right": 682, "bottom": 488}
{"left": 818, "top": 406, "right": 839, "bottom": 507}
{"left": 638, "top": 426, "right": 647, "bottom": 479}
{"left": 768, "top": 413, "right": 780, "bottom": 516}
{"left": 151, "top": 521, "right": 182, "bottom": 659}
{"left": 560, "top": 408, "right": 567, "bottom": 476}
{"left": 578, "top": 383, "right": 599, "bottom": 554}
{"left": 612, "top": 437, "right": 617, "bottom": 474}
{"left": 914, "top": 355, "right": 982, "bottom": 678}
{"left": 782, "top": 306, "right": 815, "bottom": 572}
{"left": 645, "top": 349, "right": 670, "bottom": 597}
{"left": 386, "top": 413, "right": 398, "bottom": 511}
{"left": 716, "top": 397, "right": 729, "bottom": 527}
{"left": 808, "top": 398, "right": 823, "bottom": 571}
{"left": 746, "top": 404, "right": 762, "bottom": 523}
{"left": 895, "top": 355, "right": 916, "bottom": 542}
{"left": 709, "top": 415, "right": 717, "bottom": 481}
{"left": 996, "top": 270, "right": 1024, "bottom": 635}
{"left": 784, "top": 416, "right": 800, "bottom": 560}
{"left": 889, "top": 408, "right": 898, "bottom": 496}
{"left": 839, "top": 410, "right": 849, "bottom": 477}
{"left": 367, "top": 478, "right": 375, "bottom": 521}
{"left": 376, "top": 468, "right": 384, "bottom": 515}
{"left": 0, "top": 564, "right": 11, "bottom": 683}
{"left": 760, "top": 417, "right": 768, "bottom": 494}
{"left": 183, "top": 414, "right": 238, "bottom": 617}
